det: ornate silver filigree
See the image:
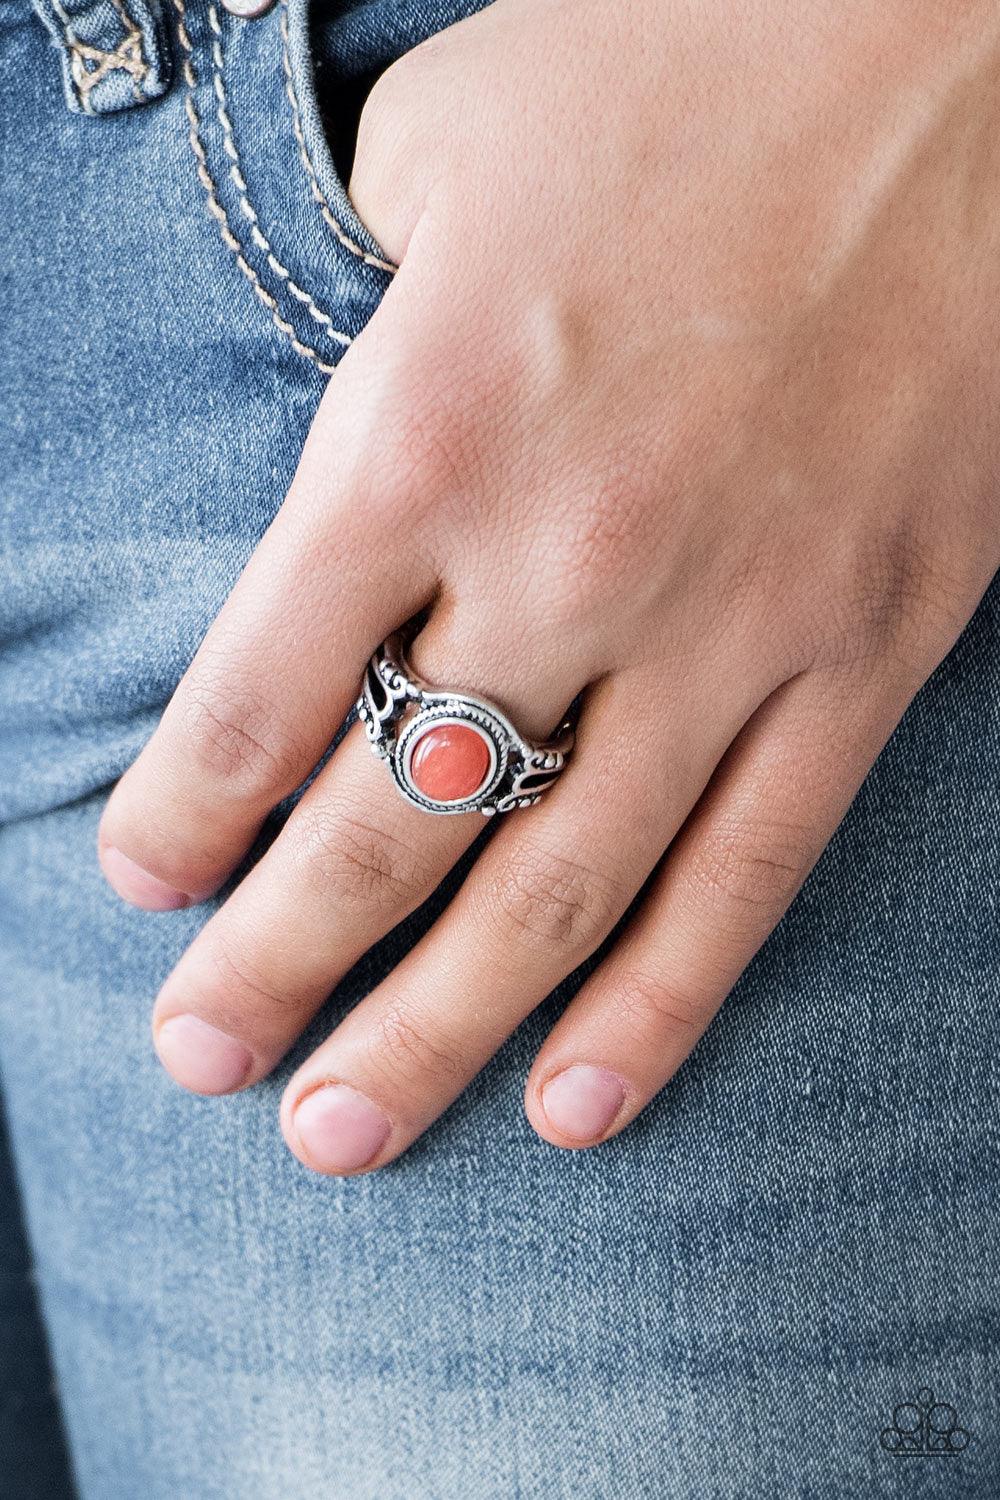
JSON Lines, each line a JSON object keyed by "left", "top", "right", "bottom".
{"left": 356, "top": 631, "right": 575, "bottom": 815}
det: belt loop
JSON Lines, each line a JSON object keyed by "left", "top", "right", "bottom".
{"left": 32, "top": 0, "right": 173, "bottom": 114}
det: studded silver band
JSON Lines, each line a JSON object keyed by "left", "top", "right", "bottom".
{"left": 356, "top": 632, "right": 575, "bottom": 816}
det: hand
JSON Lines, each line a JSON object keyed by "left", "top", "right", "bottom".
{"left": 98, "top": 0, "right": 1000, "bottom": 1173}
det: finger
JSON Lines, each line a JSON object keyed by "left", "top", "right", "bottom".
{"left": 523, "top": 663, "right": 921, "bottom": 1148}
{"left": 150, "top": 603, "right": 587, "bottom": 1094}
{"left": 150, "top": 718, "right": 480, "bottom": 1096}
{"left": 277, "top": 661, "right": 770, "bottom": 1176}
{"left": 97, "top": 335, "right": 438, "bottom": 911}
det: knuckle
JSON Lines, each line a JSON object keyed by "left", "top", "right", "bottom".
{"left": 520, "top": 475, "right": 657, "bottom": 639}
{"left": 356, "top": 54, "right": 418, "bottom": 151}
{"left": 380, "top": 403, "right": 463, "bottom": 499}
{"left": 568, "top": 469, "right": 656, "bottom": 589}
{"left": 358, "top": 40, "right": 422, "bottom": 121}
{"left": 197, "top": 936, "right": 292, "bottom": 1021}
{"left": 848, "top": 557, "right": 928, "bottom": 665}
{"left": 178, "top": 673, "right": 292, "bottom": 795}
{"left": 529, "top": 539, "right": 609, "bottom": 637}
{"left": 487, "top": 844, "right": 622, "bottom": 956}
{"left": 614, "top": 968, "right": 716, "bottom": 1040}
{"left": 876, "top": 544, "right": 977, "bottom": 676}
{"left": 378, "top": 371, "right": 488, "bottom": 513}
{"left": 370, "top": 1002, "right": 468, "bottom": 1090}
{"left": 351, "top": 43, "right": 450, "bottom": 264}
{"left": 689, "top": 818, "right": 811, "bottom": 916}
{"left": 822, "top": 521, "right": 971, "bottom": 679}
{"left": 357, "top": 29, "right": 452, "bottom": 149}
{"left": 291, "top": 804, "right": 433, "bottom": 914}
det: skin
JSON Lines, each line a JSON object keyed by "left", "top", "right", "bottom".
{"left": 99, "top": 0, "right": 1000, "bottom": 1173}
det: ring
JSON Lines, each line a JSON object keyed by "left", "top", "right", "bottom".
{"left": 356, "top": 630, "right": 575, "bottom": 815}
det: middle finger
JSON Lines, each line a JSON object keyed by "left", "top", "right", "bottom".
{"left": 151, "top": 608, "right": 584, "bottom": 1094}
{"left": 278, "top": 657, "right": 769, "bottom": 1175}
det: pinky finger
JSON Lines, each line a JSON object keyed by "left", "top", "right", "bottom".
{"left": 524, "top": 662, "right": 921, "bottom": 1149}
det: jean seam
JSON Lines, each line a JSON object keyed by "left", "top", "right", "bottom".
{"left": 278, "top": 0, "right": 397, "bottom": 275}
{"left": 209, "top": 4, "right": 359, "bottom": 350}
{"left": 172, "top": 0, "right": 346, "bottom": 375}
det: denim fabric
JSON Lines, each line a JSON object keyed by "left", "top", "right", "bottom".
{"left": 0, "top": 1104, "right": 74, "bottom": 1498}
{"left": 30, "top": 0, "right": 173, "bottom": 115}
{"left": 1, "top": 0, "right": 998, "bottom": 1496}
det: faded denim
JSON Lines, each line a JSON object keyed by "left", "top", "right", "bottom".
{"left": 1, "top": 0, "right": 998, "bottom": 1495}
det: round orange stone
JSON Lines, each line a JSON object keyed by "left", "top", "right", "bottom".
{"left": 409, "top": 723, "right": 492, "bottom": 802}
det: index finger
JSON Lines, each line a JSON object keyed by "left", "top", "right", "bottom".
{"left": 98, "top": 343, "right": 438, "bottom": 910}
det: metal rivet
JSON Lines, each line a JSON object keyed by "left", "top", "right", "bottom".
{"left": 220, "top": 0, "right": 275, "bottom": 17}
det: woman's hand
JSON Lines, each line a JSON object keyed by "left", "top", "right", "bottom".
{"left": 98, "top": 0, "right": 1000, "bottom": 1173}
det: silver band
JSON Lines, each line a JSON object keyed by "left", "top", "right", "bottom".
{"left": 356, "top": 632, "right": 575, "bottom": 815}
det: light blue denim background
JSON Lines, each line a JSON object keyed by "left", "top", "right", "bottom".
{"left": 1, "top": 0, "right": 998, "bottom": 1495}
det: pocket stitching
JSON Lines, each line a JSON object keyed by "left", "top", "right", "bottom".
{"left": 173, "top": 0, "right": 345, "bottom": 375}
{"left": 208, "top": 4, "right": 359, "bottom": 350}
{"left": 279, "top": 0, "right": 397, "bottom": 275}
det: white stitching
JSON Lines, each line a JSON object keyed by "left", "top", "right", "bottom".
{"left": 279, "top": 0, "right": 397, "bottom": 275}
{"left": 49, "top": 0, "right": 93, "bottom": 113}
{"left": 172, "top": 0, "right": 344, "bottom": 375}
{"left": 208, "top": 4, "right": 358, "bottom": 347}
{"left": 110, "top": 0, "right": 147, "bottom": 104}
{"left": 50, "top": 0, "right": 148, "bottom": 109}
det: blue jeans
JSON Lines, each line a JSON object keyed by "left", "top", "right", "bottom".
{"left": 2, "top": 0, "right": 998, "bottom": 1494}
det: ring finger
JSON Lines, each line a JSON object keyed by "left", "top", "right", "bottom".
{"left": 150, "top": 602, "right": 587, "bottom": 1094}
{"left": 276, "top": 655, "right": 771, "bottom": 1175}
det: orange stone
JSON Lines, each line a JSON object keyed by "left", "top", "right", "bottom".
{"left": 410, "top": 723, "right": 491, "bottom": 802}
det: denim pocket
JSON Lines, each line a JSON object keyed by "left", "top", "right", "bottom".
{"left": 172, "top": 0, "right": 495, "bottom": 373}
{"left": 288, "top": 0, "right": 493, "bottom": 264}
{"left": 281, "top": 0, "right": 400, "bottom": 275}
{"left": 171, "top": 0, "right": 398, "bottom": 375}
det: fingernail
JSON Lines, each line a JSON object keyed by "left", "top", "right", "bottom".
{"left": 292, "top": 1084, "right": 392, "bottom": 1174}
{"left": 100, "top": 845, "right": 190, "bottom": 911}
{"left": 155, "top": 1014, "right": 253, "bottom": 1095}
{"left": 541, "top": 1065, "right": 625, "bottom": 1143}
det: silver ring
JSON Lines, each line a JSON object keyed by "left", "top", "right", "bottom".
{"left": 356, "top": 631, "right": 575, "bottom": 815}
